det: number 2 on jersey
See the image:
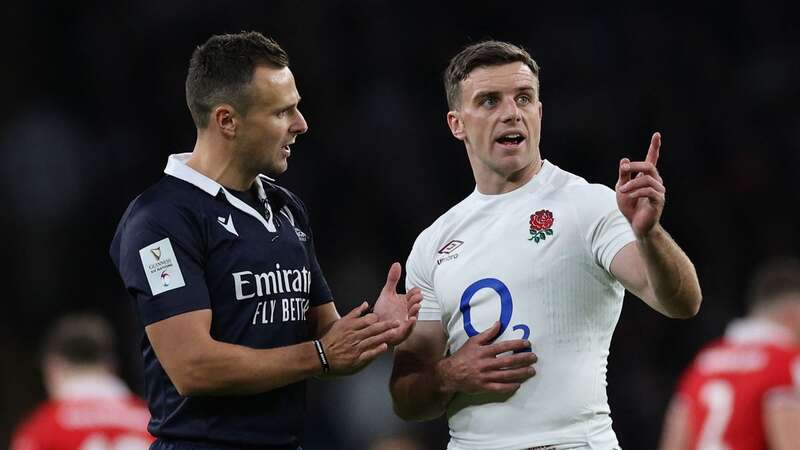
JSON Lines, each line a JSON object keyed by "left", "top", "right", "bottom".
{"left": 460, "top": 278, "right": 530, "bottom": 352}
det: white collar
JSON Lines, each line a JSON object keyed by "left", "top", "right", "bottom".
{"left": 164, "top": 153, "right": 278, "bottom": 232}
{"left": 725, "top": 318, "right": 796, "bottom": 346}
{"left": 55, "top": 373, "right": 130, "bottom": 401}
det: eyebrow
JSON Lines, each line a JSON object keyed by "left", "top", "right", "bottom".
{"left": 273, "top": 96, "right": 301, "bottom": 113}
{"left": 471, "top": 86, "right": 536, "bottom": 102}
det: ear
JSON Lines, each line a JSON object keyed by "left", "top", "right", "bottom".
{"left": 212, "top": 104, "right": 237, "bottom": 138}
{"left": 447, "top": 111, "right": 466, "bottom": 141}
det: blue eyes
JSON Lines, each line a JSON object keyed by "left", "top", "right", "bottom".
{"left": 481, "top": 95, "right": 532, "bottom": 107}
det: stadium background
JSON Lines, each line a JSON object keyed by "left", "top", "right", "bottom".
{"left": 2, "top": 1, "right": 798, "bottom": 448}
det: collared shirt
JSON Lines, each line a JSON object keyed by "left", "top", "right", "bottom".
{"left": 110, "top": 153, "right": 332, "bottom": 447}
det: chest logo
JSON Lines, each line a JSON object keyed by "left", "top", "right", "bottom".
{"left": 218, "top": 214, "right": 239, "bottom": 237}
{"left": 437, "top": 239, "right": 463, "bottom": 265}
{"left": 438, "top": 240, "right": 463, "bottom": 254}
{"left": 529, "top": 209, "right": 554, "bottom": 243}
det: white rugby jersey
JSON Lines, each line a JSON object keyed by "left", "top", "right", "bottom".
{"left": 406, "top": 160, "right": 635, "bottom": 450}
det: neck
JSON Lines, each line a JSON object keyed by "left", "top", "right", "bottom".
{"left": 472, "top": 156, "right": 543, "bottom": 195}
{"left": 187, "top": 131, "right": 257, "bottom": 192}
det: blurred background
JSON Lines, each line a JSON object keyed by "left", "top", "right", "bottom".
{"left": 2, "top": 0, "right": 799, "bottom": 448}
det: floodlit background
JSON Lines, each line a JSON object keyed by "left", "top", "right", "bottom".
{"left": 2, "top": 1, "right": 799, "bottom": 448}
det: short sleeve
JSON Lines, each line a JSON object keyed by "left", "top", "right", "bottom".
{"left": 405, "top": 231, "right": 441, "bottom": 321}
{"left": 110, "top": 200, "right": 211, "bottom": 325}
{"left": 580, "top": 185, "right": 636, "bottom": 273}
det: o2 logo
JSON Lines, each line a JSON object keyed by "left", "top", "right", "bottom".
{"left": 460, "top": 278, "right": 530, "bottom": 352}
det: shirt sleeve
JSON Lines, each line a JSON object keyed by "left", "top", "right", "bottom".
{"left": 10, "top": 407, "right": 51, "bottom": 450}
{"left": 111, "top": 199, "right": 211, "bottom": 325}
{"left": 406, "top": 231, "right": 441, "bottom": 321}
{"left": 580, "top": 184, "right": 636, "bottom": 273}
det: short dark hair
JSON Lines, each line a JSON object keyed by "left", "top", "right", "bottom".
{"left": 444, "top": 40, "right": 540, "bottom": 110}
{"left": 747, "top": 258, "right": 800, "bottom": 312}
{"left": 42, "top": 314, "right": 115, "bottom": 366}
{"left": 186, "top": 31, "right": 289, "bottom": 128}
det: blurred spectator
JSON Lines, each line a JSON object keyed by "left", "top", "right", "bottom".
{"left": 10, "top": 314, "right": 153, "bottom": 450}
{"left": 659, "top": 259, "right": 800, "bottom": 450}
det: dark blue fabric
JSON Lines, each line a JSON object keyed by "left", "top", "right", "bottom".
{"left": 111, "top": 175, "right": 332, "bottom": 447}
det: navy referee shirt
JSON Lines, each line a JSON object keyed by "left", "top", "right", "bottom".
{"left": 110, "top": 153, "right": 333, "bottom": 448}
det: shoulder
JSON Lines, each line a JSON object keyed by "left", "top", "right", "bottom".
{"left": 411, "top": 193, "right": 475, "bottom": 255}
{"left": 119, "top": 176, "right": 207, "bottom": 232}
{"left": 538, "top": 161, "right": 616, "bottom": 209}
{"left": 129, "top": 176, "right": 205, "bottom": 217}
{"left": 111, "top": 177, "right": 207, "bottom": 264}
{"left": 542, "top": 163, "right": 619, "bottom": 229}
{"left": 11, "top": 402, "right": 59, "bottom": 448}
{"left": 550, "top": 166, "right": 615, "bottom": 201}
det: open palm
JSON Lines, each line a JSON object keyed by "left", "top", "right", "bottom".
{"left": 373, "top": 262, "right": 423, "bottom": 346}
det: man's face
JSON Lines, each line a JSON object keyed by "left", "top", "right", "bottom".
{"left": 448, "top": 62, "right": 542, "bottom": 181}
{"left": 235, "top": 65, "right": 308, "bottom": 177}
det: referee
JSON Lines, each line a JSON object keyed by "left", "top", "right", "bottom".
{"left": 110, "top": 31, "right": 422, "bottom": 450}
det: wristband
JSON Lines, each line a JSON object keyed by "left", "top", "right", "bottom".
{"left": 312, "top": 339, "right": 330, "bottom": 374}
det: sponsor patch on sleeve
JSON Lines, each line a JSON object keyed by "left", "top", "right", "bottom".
{"left": 139, "top": 237, "right": 186, "bottom": 296}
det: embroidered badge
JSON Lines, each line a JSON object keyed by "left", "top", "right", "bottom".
{"left": 528, "top": 209, "right": 554, "bottom": 243}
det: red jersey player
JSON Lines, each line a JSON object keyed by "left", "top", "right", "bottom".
{"left": 660, "top": 259, "right": 800, "bottom": 450}
{"left": 11, "top": 314, "right": 154, "bottom": 450}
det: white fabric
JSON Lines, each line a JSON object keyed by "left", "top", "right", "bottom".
{"left": 55, "top": 373, "right": 131, "bottom": 400}
{"left": 724, "top": 318, "right": 796, "bottom": 346}
{"left": 406, "top": 160, "right": 635, "bottom": 450}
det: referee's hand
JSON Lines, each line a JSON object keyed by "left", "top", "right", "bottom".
{"left": 320, "top": 302, "right": 400, "bottom": 375}
{"left": 373, "top": 262, "right": 423, "bottom": 346}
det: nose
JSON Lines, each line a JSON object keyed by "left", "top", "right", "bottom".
{"left": 291, "top": 110, "right": 308, "bottom": 135}
{"left": 499, "top": 97, "right": 521, "bottom": 123}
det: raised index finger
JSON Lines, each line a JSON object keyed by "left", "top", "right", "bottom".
{"left": 646, "top": 132, "right": 661, "bottom": 167}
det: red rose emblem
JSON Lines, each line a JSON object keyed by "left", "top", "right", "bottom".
{"left": 529, "top": 210, "right": 554, "bottom": 231}
{"left": 528, "top": 210, "right": 555, "bottom": 243}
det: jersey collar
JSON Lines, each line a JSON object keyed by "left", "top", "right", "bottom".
{"left": 55, "top": 373, "right": 131, "bottom": 400}
{"left": 164, "top": 153, "right": 278, "bottom": 232}
{"left": 725, "top": 318, "right": 796, "bottom": 346}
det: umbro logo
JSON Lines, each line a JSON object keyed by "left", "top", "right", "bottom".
{"left": 437, "top": 239, "right": 463, "bottom": 265}
{"left": 218, "top": 214, "right": 239, "bottom": 237}
{"left": 438, "top": 240, "right": 463, "bottom": 254}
